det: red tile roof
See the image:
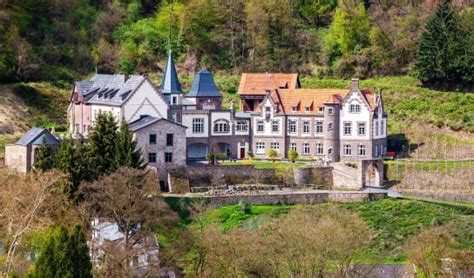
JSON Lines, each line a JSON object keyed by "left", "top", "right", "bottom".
{"left": 238, "top": 73, "right": 299, "bottom": 95}
{"left": 277, "top": 89, "right": 349, "bottom": 115}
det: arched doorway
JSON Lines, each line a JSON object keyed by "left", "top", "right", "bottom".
{"left": 187, "top": 143, "right": 208, "bottom": 161}
{"left": 365, "top": 163, "right": 381, "bottom": 187}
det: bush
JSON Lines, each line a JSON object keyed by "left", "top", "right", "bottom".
{"left": 266, "top": 149, "right": 278, "bottom": 162}
{"left": 288, "top": 149, "right": 299, "bottom": 163}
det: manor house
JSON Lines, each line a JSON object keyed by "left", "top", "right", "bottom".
{"left": 67, "top": 53, "right": 387, "bottom": 166}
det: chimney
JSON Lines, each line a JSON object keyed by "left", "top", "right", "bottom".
{"left": 351, "top": 78, "right": 359, "bottom": 89}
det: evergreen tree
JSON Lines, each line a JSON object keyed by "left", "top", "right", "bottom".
{"left": 33, "top": 138, "right": 54, "bottom": 172}
{"left": 55, "top": 139, "right": 92, "bottom": 201}
{"left": 115, "top": 119, "right": 145, "bottom": 169}
{"left": 88, "top": 112, "right": 119, "bottom": 177}
{"left": 31, "top": 225, "right": 92, "bottom": 278}
{"left": 415, "top": 0, "right": 470, "bottom": 85}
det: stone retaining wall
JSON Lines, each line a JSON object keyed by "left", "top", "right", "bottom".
{"left": 173, "top": 192, "right": 386, "bottom": 208}
{"left": 184, "top": 165, "right": 333, "bottom": 189}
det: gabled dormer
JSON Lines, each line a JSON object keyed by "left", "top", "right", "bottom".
{"left": 161, "top": 51, "right": 183, "bottom": 106}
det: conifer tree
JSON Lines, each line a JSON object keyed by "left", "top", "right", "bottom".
{"left": 115, "top": 119, "right": 145, "bottom": 169}
{"left": 30, "top": 225, "right": 92, "bottom": 278}
{"left": 415, "top": 0, "right": 469, "bottom": 85}
{"left": 55, "top": 139, "right": 91, "bottom": 201}
{"left": 33, "top": 138, "right": 54, "bottom": 171}
{"left": 88, "top": 112, "right": 119, "bottom": 177}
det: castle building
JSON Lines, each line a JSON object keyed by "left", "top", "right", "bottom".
{"left": 66, "top": 53, "right": 387, "bottom": 166}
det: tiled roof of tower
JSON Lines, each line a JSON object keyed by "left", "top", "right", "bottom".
{"left": 160, "top": 52, "right": 183, "bottom": 94}
{"left": 187, "top": 69, "right": 222, "bottom": 98}
{"left": 276, "top": 89, "right": 349, "bottom": 114}
{"left": 238, "top": 73, "right": 300, "bottom": 95}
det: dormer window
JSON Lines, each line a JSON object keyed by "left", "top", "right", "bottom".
{"left": 350, "top": 104, "right": 361, "bottom": 113}
{"left": 291, "top": 106, "right": 297, "bottom": 112}
{"left": 318, "top": 107, "right": 324, "bottom": 112}
{"left": 305, "top": 107, "right": 310, "bottom": 112}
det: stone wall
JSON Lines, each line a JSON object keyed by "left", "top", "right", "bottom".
{"left": 184, "top": 165, "right": 333, "bottom": 189}
{"left": 180, "top": 192, "right": 386, "bottom": 208}
{"left": 5, "top": 144, "right": 29, "bottom": 173}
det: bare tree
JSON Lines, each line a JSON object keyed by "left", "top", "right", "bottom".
{"left": 80, "top": 167, "right": 179, "bottom": 276}
{"left": 0, "top": 170, "right": 67, "bottom": 276}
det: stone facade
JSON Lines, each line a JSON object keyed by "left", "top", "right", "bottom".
{"left": 132, "top": 118, "right": 187, "bottom": 167}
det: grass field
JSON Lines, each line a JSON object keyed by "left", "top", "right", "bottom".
{"left": 163, "top": 198, "right": 474, "bottom": 264}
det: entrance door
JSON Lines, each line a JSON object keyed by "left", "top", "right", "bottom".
{"left": 240, "top": 148, "right": 246, "bottom": 159}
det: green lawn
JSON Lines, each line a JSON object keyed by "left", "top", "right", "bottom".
{"left": 163, "top": 198, "right": 474, "bottom": 264}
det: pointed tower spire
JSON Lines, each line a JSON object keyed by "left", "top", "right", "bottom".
{"left": 161, "top": 51, "right": 182, "bottom": 94}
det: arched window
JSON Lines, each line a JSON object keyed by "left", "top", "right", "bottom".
{"left": 213, "top": 119, "right": 229, "bottom": 133}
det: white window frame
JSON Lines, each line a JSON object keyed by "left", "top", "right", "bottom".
{"left": 344, "top": 144, "right": 351, "bottom": 156}
{"left": 236, "top": 121, "right": 248, "bottom": 132}
{"left": 214, "top": 120, "right": 229, "bottom": 133}
{"left": 316, "top": 143, "right": 323, "bottom": 155}
{"left": 358, "top": 144, "right": 366, "bottom": 156}
{"left": 290, "top": 142, "right": 297, "bottom": 151}
{"left": 358, "top": 122, "right": 366, "bottom": 136}
{"left": 316, "top": 121, "right": 323, "bottom": 133}
{"left": 256, "top": 142, "right": 265, "bottom": 154}
{"left": 350, "top": 104, "right": 361, "bottom": 113}
{"left": 302, "top": 143, "right": 310, "bottom": 155}
{"left": 257, "top": 120, "right": 264, "bottom": 133}
{"left": 344, "top": 122, "right": 352, "bottom": 135}
{"left": 289, "top": 120, "right": 297, "bottom": 134}
{"left": 303, "top": 121, "right": 310, "bottom": 134}
{"left": 272, "top": 121, "right": 279, "bottom": 133}
{"left": 270, "top": 142, "right": 280, "bottom": 152}
{"left": 192, "top": 118, "right": 204, "bottom": 133}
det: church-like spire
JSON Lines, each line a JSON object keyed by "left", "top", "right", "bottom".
{"left": 161, "top": 51, "right": 182, "bottom": 94}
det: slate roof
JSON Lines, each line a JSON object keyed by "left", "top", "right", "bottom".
{"left": 160, "top": 52, "right": 183, "bottom": 95}
{"left": 238, "top": 73, "right": 300, "bottom": 95}
{"left": 16, "top": 128, "right": 60, "bottom": 146}
{"left": 128, "top": 115, "right": 186, "bottom": 132}
{"left": 187, "top": 69, "right": 222, "bottom": 98}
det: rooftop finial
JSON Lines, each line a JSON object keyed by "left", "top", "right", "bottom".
{"left": 168, "top": 0, "right": 173, "bottom": 53}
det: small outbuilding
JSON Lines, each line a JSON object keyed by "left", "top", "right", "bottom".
{"left": 5, "top": 128, "right": 60, "bottom": 173}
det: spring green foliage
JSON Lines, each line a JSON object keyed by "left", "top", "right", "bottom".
{"left": 1, "top": 0, "right": 472, "bottom": 86}
{"left": 415, "top": 1, "right": 473, "bottom": 84}
{"left": 33, "top": 139, "right": 54, "bottom": 172}
{"left": 114, "top": 119, "right": 145, "bottom": 169}
{"left": 87, "top": 112, "right": 119, "bottom": 176}
{"left": 266, "top": 148, "right": 278, "bottom": 162}
{"left": 288, "top": 149, "right": 299, "bottom": 162}
{"left": 30, "top": 225, "right": 92, "bottom": 278}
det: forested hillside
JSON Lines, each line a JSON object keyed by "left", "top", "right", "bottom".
{"left": 0, "top": 0, "right": 472, "bottom": 85}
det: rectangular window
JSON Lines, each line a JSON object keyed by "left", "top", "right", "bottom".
{"left": 165, "top": 152, "right": 173, "bottom": 163}
{"left": 148, "top": 152, "right": 156, "bottom": 163}
{"left": 236, "top": 121, "right": 248, "bottom": 132}
{"left": 149, "top": 134, "right": 157, "bottom": 144}
{"left": 172, "top": 96, "right": 177, "bottom": 105}
{"left": 375, "top": 145, "right": 379, "bottom": 157}
{"left": 318, "top": 107, "right": 324, "bottom": 113}
{"left": 381, "top": 119, "right": 384, "bottom": 135}
{"left": 305, "top": 107, "right": 310, "bottom": 112}
{"left": 350, "top": 104, "right": 361, "bottom": 113}
{"left": 192, "top": 118, "right": 204, "bottom": 133}
{"left": 256, "top": 142, "right": 265, "bottom": 154}
{"left": 265, "top": 106, "right": 271, "bottom": 112}
{"left": 302, "top": 143, "right": 310, "bottom": 155}
{"left": 316, "top": 143, "right": 323, "bottom": 155}
{"left": 303, "top": 121, "right": 310, "bottom": 134}
{"left": 214, "top": 122, "right": 228, "bottom": 133}
{"left": 316, "top": 121, "right": 323, "bottom": 133}
{"left": 358, "top": 122, "right": 366, "bottom": 136}
{"left": 328, "top": 108, "right": 334, "bottom": 115}
{"left": 375, "top": 121, "right": 379, "bottom": 136}
{"left": 358, "top": 145, "right": 366, "bottom": 156}
{"left": 290, "top": 142, "right": 297, "bottom": 151}
{"left": 289, "top": 121, "right": 297, "bottom": 134}
{"left": 166, "top": 134, "right": 173, "bottom": 146}
{"left": 270, "top": 142, "right": 279, "bottom": 151}
{"left": 272, "top": 121, "right": 279, "bottom": 133}
{"left": 344, "top": 122, "right": 352, "bottom": 135}
{"left": 328, "top": 123, "right": 333, "bottom": 130}
{"left": 344, "top": 144, "right": 352, "bottom": 156}
{"left": 257, "top": 121, "right": 264, "bottom": 132}
{"left": 291, "top": 106, "right": 297, "bottom": 112}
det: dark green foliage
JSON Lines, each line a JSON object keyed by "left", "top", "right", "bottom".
{"left": 115, "top": 119, "right": 145, "bottom": 169}
{"left": 33, "top": 138, "right": 54, "bottom": 172}
{"left": 415, "top": 1, "right": 472, "bottom": 85}
{"left": 55, "top": 139, "right": 91, "bottom": 201}
{"left": 30, "top": 225, "right": 92, "bottom": 278}
{"left": 87, "top": 112, "right": 119, "bottom": 177}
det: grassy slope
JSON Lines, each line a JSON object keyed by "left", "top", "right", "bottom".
{"left": 0, "top": 83, "right": 70, "bottom": 158}
{"left": 175, "top": 199, "right": 474, "bottom": 263}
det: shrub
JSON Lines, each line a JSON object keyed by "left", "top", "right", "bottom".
{"left": 288, "top": 149, "right": 299, "bottom": 163}
{"left": 266, "top": 149, "right": 278, "bottom": 162}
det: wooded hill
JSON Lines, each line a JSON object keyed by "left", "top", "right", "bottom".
{"left": 0, "top": 0, "right": 472, "bottom": 86}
